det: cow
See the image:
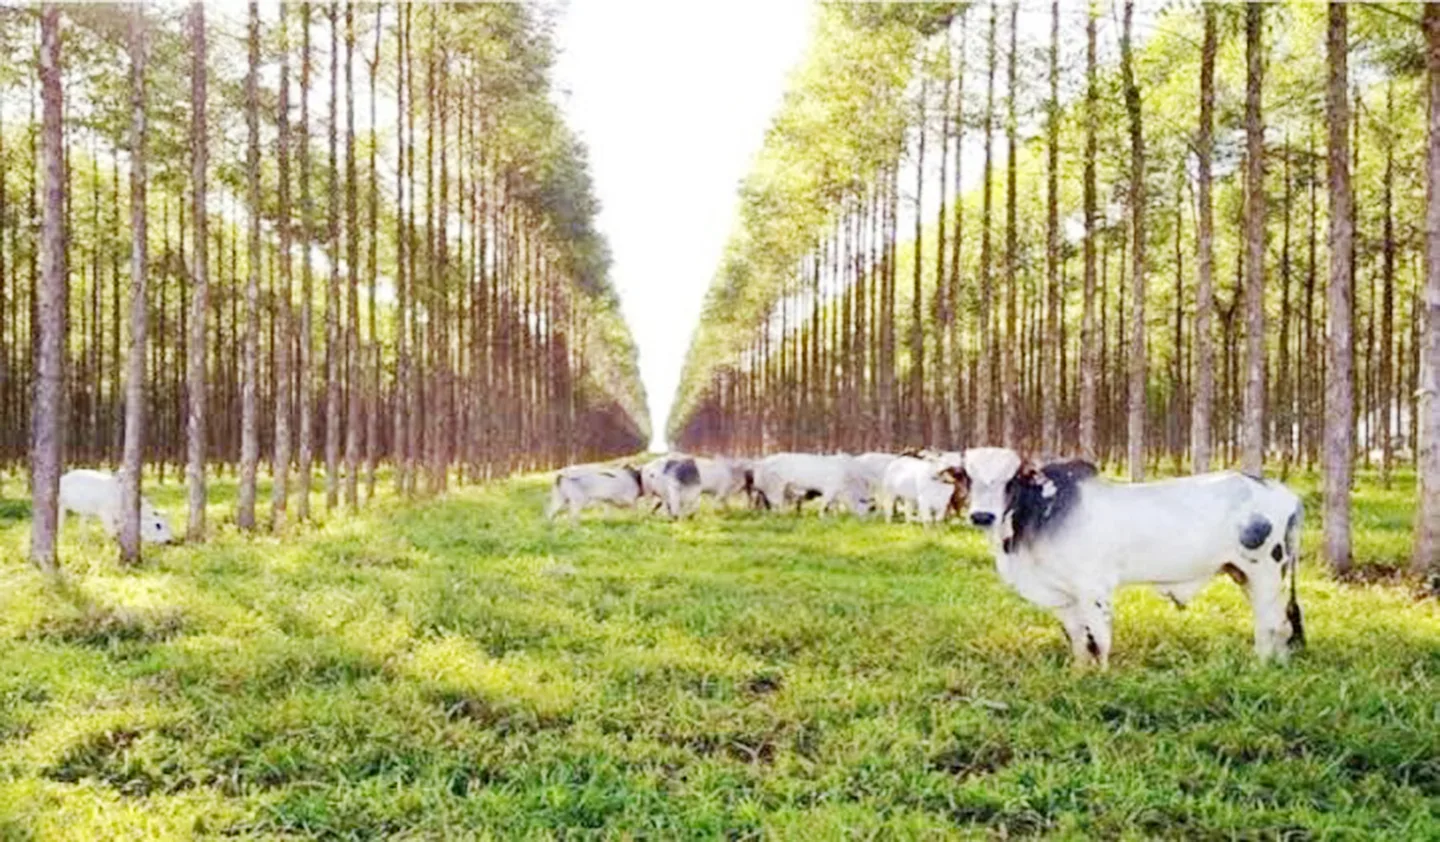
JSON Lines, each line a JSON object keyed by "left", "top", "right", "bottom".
{"left": 880, "top": 455, "right": 967, "bottom": 525}
{"left": 58, "top": 468, "right": 174, "bottom": 544}
{"left": 958, "top": 446, "right": 1304, "bottom": 668}
{"left": 695, "top": 456, "right": 754, "bottom": 509}
{"left": 751, "top": 453, "right": 874, "bottom": 517}
{"left": 640, "top": 455, "right": 703, "bottom": 518}
{"left": 546, "top": 463, "right": 645, "bottom": 524}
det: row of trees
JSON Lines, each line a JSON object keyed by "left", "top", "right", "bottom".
{"left": 5, "top": 2, "right": 649, "bottom": 571}
{"left": 668, "top": 1, "right": 1440, "bottom": 580}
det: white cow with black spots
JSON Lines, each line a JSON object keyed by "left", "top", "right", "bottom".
{"left": 58, "top": 468, "right": 174, "bottom": 544}
{"left": 546, "top": 463, "right": 645, "bottom": 524}
{"left": 958, "top": 447, "right": 1304, "bottom": 668}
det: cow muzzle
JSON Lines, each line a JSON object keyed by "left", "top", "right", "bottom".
{"left": 970, "top": 512, "right": 996, "bottom": 527}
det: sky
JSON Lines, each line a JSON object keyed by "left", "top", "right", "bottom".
{"left": 551, "top": 0, "right": 814, "bottom": 450}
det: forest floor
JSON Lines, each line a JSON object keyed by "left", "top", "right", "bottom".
{"left": 0, "top": 468, "right": 1436, "bottom": 839}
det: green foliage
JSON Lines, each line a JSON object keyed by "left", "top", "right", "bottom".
{"left": 0, "top": 471, "right": 1435, "bottom": 837}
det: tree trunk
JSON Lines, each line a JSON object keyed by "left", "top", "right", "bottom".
{"left": 1120, "top": 0, "right": 1146, "bottom": 481}
{"left": 185, "top": 2, "right": 209, "bottom": 539}
{"left": 1241, "top": 2, "right": 1266, "bottom": 476}
{"left": 1324, "top": 2, "right": 1353, "bottom": 576}
{"left": 977, "top": 0, "right": 996, "bottom": 445}
{"left": 1002, "top": 0, "right": 1019, "bottom": 449}
{"left": 272, "top": 0, "right": 293, "bottom": 530}
{"left": 30, "top": 4, "right": 63, "bottom": 573}
{"left": 1192, "top": 4, "right": 1217, "bottom": 473}
{"left": 365, "top": 2, "right": 381, "bottom": 501}
{"left": 324, "top": 0, "right": 341, "bottom": 512}
{"left": 911, "top": 73, "right": 926, "bottom": 445}
{"left": 1414, "top": 3, "right": 1440, "bottom": 582}
{"left": 1381, "top": 83, "right": 1396, "bottom": 488}
{"left": 1042, "top": 0, "right": 1059, "bottom": 457}
{"left": 119, "top": 3, "right": 149, "bottom": 564}
{"left": 1079, "top": 1, "right": 1099, "bottom": 462}
{"left": 344, "top": 0, "right": 361, "bottom": 509}
{"left": 236, "top": 0, "right": 261, "bottom": 530}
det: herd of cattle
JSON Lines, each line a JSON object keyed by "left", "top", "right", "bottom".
{"left": 43, "top": 453, "right": 1306, "bottom": 669}
{"left": 549, "top": 448, "right": 1307, "bottom": 668}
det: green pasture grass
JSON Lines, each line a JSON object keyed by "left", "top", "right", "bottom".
{"left": 0, "top": 468, "right": 1435, "bottom": 839}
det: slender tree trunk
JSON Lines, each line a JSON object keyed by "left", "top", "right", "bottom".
{"left": 344, "top": 0, "right": 361, "bottom": 509}
{"left": 1192, "top": 5, "right": 1217, "bottom": 473}
{"left": 977, "top": 1, "right": 996, "bottom": 445}
{"left": 1325, "top": 2, "right": 1354, "bottom": 576}
{"left": 1414, "top": 3, "right": 1440, "bottom": 582}
{"left": 324, "top": 0, "right": 341, "bottom": 512}
{"left": 297, "top": 3, "right": 315, "bottom": 520}
{"left": 119, "top": 3, "right": 149, "bottom": 564}
{"left": 1381, "top": 83, "right": 1396, "bottom": 489}
{"left": 1002, "top": 0, "right": 1019, "bottom": 448}
{"left": 1079, "top": 2, "right": 1099, "bottom": 462}
{"left": 948, "top": 12, "right": 967, "bottom": 445}
{"left": 1120, "top": 0, "right": 1146, "bottom": 481}
{"left": 1241, "top": 2, "right": 1266, "bottom": 476}
{"left": 365, "top": 2, "right": 381, "bottom": 501}
{"left": 911, "top": 73, "right": 927, "bottom": 445}
{"left": 272, "top": 1, "right": 293, "bottom": 530}
{"left": 236, "top": 1, "right": 261, "bottom": 530}
{"left": 1042, "top": 0, "right": 1059, "bottom": 456}
{"left": 30, "top": 5, "right": 64, "bottom": 572}
{"left": 185, "top": 2, "right": 209, "bottom": 539}
{"left": 394, "top": 4, "right": 410, "bottom": 495}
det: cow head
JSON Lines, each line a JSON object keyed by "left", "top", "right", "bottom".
{"left": 958, "top": 447, "right": 1025, "bottom": 529}
{"left": 141, "top": 501, "right": 175, "bottom": 544}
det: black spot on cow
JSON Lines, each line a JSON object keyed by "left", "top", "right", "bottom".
{"left": 1085, "top": 629, "right": 1100, "bottom": 660}
{"left": 664, "top": 458, "right": 700, "bottom": 487}
{"left": 1238, "top": 514, "right": 1272, "bottom": 550}
{"left": 1003, "top": 459, "right": 1098, "bottom": 551}
{"left": 1271, "top": 544, "right": 1284, "bottom": 563}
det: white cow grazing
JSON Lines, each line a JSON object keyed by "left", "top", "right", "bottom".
{"left": 851, "top": 452, "right": 899, "bottom": 495}
{"left": 959, "top": 447, "right": 1304, "bottom": 668}
{"left": 694, "top": 456, "right": 752, "bottom": 508}
{"left": 58, "top": 469, "right": 174, "bottom": 544}
{"left": 546, "top": 463, "right": 644, "bottom": 523}
{"left": 752, "top": 453, "right": 874, "bottom": 517}
{"left": 881, "top": 455, "right": 965, "bottom": 525}
{"left": 640, "top": 455, "right": 703, "bottom": 518}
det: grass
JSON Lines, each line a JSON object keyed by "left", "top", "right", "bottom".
{"left": 0, "top": 467, "right": 1436, "bottom": 839}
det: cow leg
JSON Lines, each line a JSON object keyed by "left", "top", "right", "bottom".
{"left": 1239, "top": 558, "right": 1289, "bottom": 662}
{"left": 1057, "top": 597, "right": 1113, "bottom": 670}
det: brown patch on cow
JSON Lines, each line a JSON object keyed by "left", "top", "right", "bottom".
{"left": 1221, "top": 563, "right": 1249, "bottom": 587}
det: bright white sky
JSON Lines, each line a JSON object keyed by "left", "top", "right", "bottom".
{"left": 551, "top": 1, "right": 814, "bottom": 449}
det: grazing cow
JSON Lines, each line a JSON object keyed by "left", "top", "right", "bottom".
{"left": 546, "top": 463, "right": 644, "bottom": 524}
{"left": 650, "top": 455, "right": 703, "bottom": 518}
{"left": 852, "top": 452, "right": 899, "bottom": 489}
{"left": 695, "top": 456, "right": 753, "bottom": 509}
{"left": 58, "top": 469, "right": 174, "bottom": 544}
{"left": 752, "top": 453, "right": 874, "bottom": 517}
{"left": 880, "top": 455, "right": 967, "bottom": 525}
{"left": 959, "top": 447, "right": 1304, "bottom": 668}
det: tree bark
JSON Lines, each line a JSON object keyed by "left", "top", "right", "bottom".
{"left": 1414, "top": 3, "right": 1440, "bottom": 581}
{"left": 1079, "top": 1, "right": 1099, "bottom": 462}
{"left": 324, "top": 0, "right": 341, "bottom": 512}
{"left": 185, "top": 2, "right": 209, "bottom": 539}
{"left": 977, "top": 0, "right": 996, "bottom": 445}
{"left": 343, "top": 0, "right": 361, "bottom": 509}
{"left": 297, "top": 3, "right": 315, "bottom": 521}
{"left": 1002, "top": 0, "right": 1019, "bottom": 449}
{"left": 1192, "top": 4, "right": 1217, "bottom": 473}
{"left": 237, "top": 0, "right": 261, "bottom": 530}
{"left": 1041, "top": 0, "right": 1060, "bottom": 457}
{"left": 119, "top": 3, "right": 149, "bottom": 564}
{"left": 1241, "top": 2, "right": 1266, "bottom": 476}
{"left": 1325, "top": 2, "right": 1353, "bottom": 576}
{"left": 272, "top": 0, "right": 293, "bottom": 530}
{"left": 1120, "top": 0, "right": 1146, "bottom": 481}
{"left": 30, "top": 4, "right": 63, "bottom": 573}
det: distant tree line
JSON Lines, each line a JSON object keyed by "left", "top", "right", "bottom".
{"left": 668, "top": 1, "right": 1440, "bottom": 583}
{"left": 1, "top": 2, "right": 650, "bottom": 571}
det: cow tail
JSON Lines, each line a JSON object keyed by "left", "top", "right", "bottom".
{"left": 1285, "top": 498, "right": 1305, "bottom": 651}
